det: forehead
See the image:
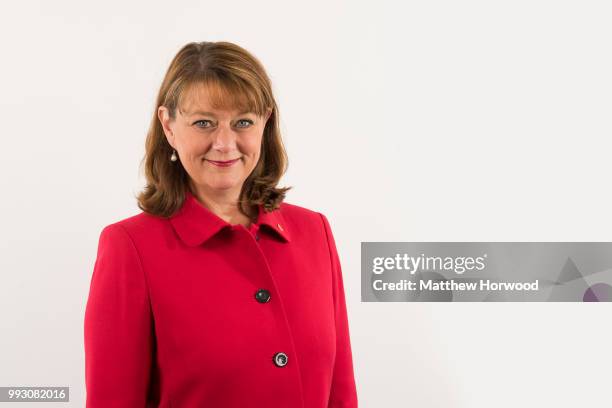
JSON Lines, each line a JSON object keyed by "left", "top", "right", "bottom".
{"left": 178, "top": 81, "right": 254, "bottom": 117}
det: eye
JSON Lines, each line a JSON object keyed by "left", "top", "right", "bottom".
{"left": 193, "top": 120, "right": 212, "bottom": 128}
{"left": 236, "top": 119, "right": 254, "bottom": 128}
{"left": 192, "top": 119, "right": 253, "bottom": 129}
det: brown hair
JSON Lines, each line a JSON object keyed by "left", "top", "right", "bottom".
{"left": 136, "top": 41, "right": 292, "bottom": 219}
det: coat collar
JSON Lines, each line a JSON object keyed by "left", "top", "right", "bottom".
{"left": 169, "top": 189, "right": 291, "bottom": 247}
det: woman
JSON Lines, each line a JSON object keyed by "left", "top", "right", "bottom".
{"left": 84, "top": 41, "right": 358, "bottom": 408}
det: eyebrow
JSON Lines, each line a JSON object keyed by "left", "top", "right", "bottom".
{"left": 186, "top": 110, "right": 254, "bottom": 117}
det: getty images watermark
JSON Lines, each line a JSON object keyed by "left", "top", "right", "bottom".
{"left": 372, "top": 252, "right": 538, "bottom": 292}
{"left": 361, "top": 243, "right": 612, "bottom": 302}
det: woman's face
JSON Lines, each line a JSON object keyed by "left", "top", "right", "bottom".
{"left": 158, "top": 89, "right": 272, "bottom": 199}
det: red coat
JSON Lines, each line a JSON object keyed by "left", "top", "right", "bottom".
{"left": 84, "top": 189, "right": 358, "bottom": 407}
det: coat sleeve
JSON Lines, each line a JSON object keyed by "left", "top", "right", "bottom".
{"left": 319, "top": 213, "right": 359, "bottom": 408}
{"left": 84, "top": 223, "right": 154, "bottom": 407}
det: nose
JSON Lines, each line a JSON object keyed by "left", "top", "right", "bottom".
{"left": 211, "top": 124, "right": 237, "bottom": 153}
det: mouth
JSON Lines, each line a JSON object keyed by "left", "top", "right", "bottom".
{"left": 205, "top": 158, "right": 241, "bottom": 167}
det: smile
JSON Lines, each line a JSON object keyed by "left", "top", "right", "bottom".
{"left": 205, "top": 158, "right": 241, "bottom": 167}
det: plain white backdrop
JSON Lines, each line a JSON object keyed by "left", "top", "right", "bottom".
{"left": 1, "top": 0, "right": 611, "bottom": 406}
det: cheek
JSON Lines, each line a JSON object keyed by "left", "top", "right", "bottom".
{"left": 180, "top": 136, "right": 210, "bottom": 157}
{"left": 241, "top": 136, "right": 263, "bottom": 157}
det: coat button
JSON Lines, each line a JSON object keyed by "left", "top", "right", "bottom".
{"left": 255, "top": 233, "right": 260, "bottom": 241}
{"left": 273, "top": 352, "right": 288, "bottom": 367}
{"left": 254, "top": 289, "right": 271, "bottom": 303}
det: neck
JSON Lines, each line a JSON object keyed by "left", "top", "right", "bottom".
{"left": 189, "top": 183, "right": 255, "bottom": 227}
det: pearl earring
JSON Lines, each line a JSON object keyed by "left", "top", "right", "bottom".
{"left": 170, "top": 149, "right": 178, "bottom": 162}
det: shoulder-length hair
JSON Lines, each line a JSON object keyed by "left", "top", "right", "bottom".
{"left": 136, "top": 41, "right": 291, "bottom": 219}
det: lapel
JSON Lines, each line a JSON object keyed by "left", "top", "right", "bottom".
{"left": 169, "top": 189, "right": 291, "bottom": 247}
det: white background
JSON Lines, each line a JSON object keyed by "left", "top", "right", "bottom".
{"left": 1, "top": 0, "right": 611, "bottom": 406}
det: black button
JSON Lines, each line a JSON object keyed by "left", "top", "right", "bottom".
{"left": 254, "top": 289, "right": 271, "bottom": 303}
{"left": 255, "top": 233, "right": 260, "bottom": 241}
{"left": 273, "top": 352, "right": 288, "bottom": 367}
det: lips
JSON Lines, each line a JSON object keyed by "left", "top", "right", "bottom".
{"left": 205, "top": 158, "right": 241, "bottom": 167}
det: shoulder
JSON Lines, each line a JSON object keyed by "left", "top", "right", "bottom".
{"left": 277, "top": 201, "right": 320, "bottom": 219}
{"left": 97, "top": 211, "right": 168, "bottom": 245}
{"left": 278, "top": 202, "right": 341, "bottom": 268}
{"left": 277, "top": 201, "right": 335, "bottom": 238}
{"left": 277, "top": 201, "right": 329, "bottom": 224}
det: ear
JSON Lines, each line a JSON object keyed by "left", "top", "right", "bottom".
{"left": 158, "top": 105, "right": 176, "bottom": 148}
{"left": 265, "top": 107, "right": 273, "bottom": 122}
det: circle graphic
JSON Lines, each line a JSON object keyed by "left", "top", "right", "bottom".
{"left": 583, "top": 283, "right": 612, "bottom": 302}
